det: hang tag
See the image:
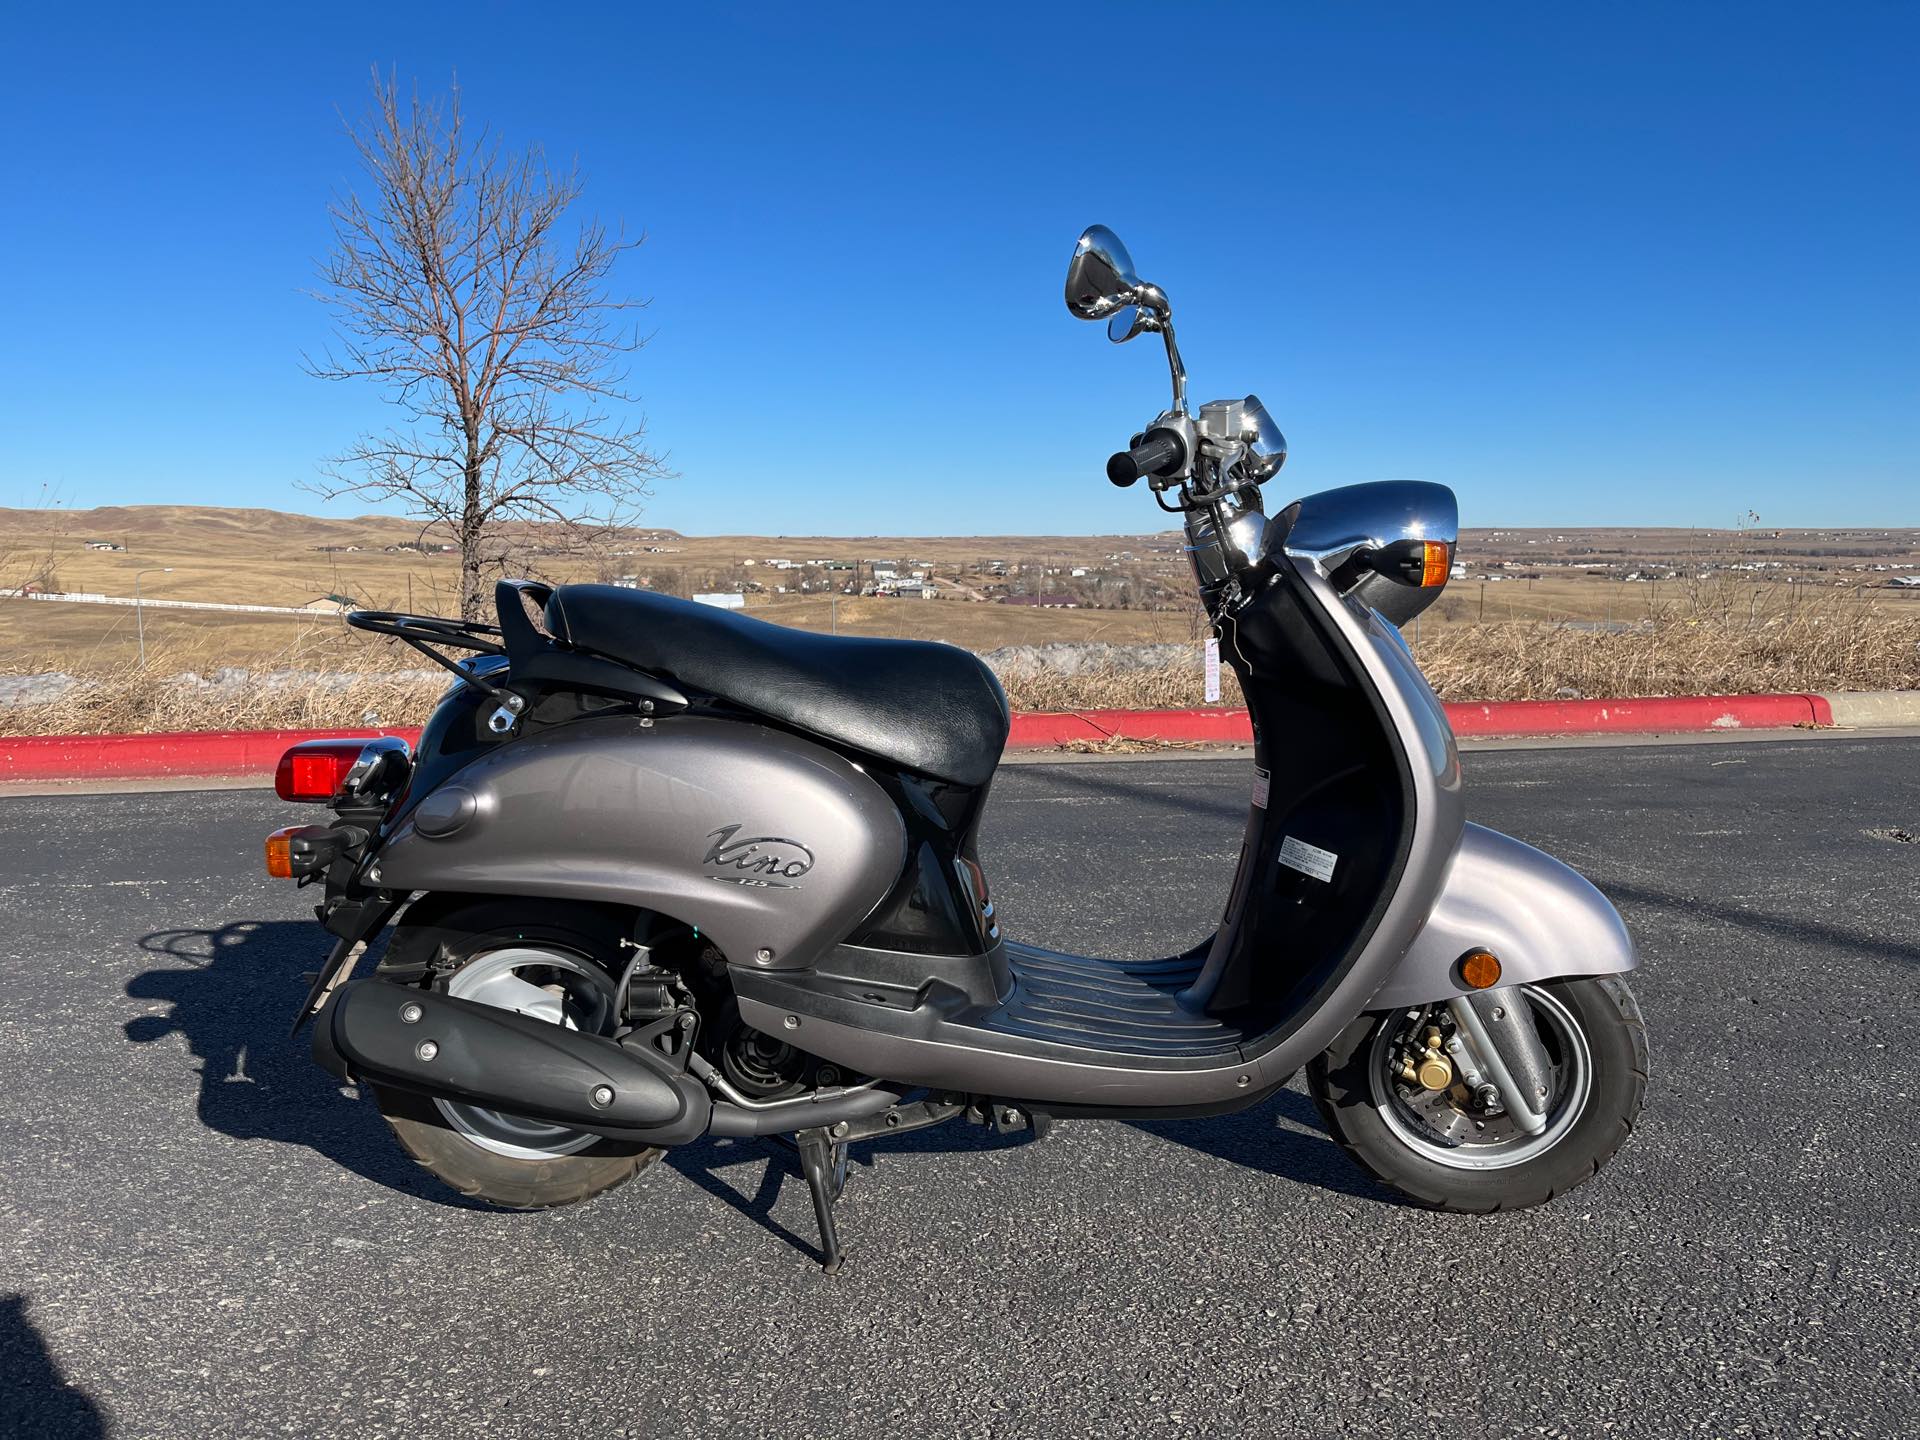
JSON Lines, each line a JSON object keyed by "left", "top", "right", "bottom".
{"left": 1279, "top": 835, "right": 1338, "bottom": 884}
{"left": 1251, "top": 767, "right": 1270, "bottom": 809}
{"left": 1204, "top": 637, "right": 1221, "bottom": 703}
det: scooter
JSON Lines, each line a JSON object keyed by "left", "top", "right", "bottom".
{"left": 268, "top": 226, "right": 1647, "bottom": 1271}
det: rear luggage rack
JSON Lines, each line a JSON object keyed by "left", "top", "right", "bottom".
{"left": 346, "top": 610, "right": 519, "bottom": 713}
{"left": 347, "top": 580, "right": 690, "bottom": 728}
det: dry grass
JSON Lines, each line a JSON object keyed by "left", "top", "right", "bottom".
{"left": 2, "top": 582, "right": 1914, "bottom": 736}
{"left": 992, "top": 656, "right": 1233, "bottom": 712}
{"left": 1414, "top": 583, "right": 1920, "bottom": 701}
{"left": 1, "top": 626, "right": 449, "bottom": 737}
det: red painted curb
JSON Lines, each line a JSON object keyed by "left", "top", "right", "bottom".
{"left": 0, "top": 727, "right": 421, "bottom": 781}
{"left": 0, "top": 692, "right": 1838, "bottom": 782}
{"left": 1006, "top": 708, "right": 1254, "bottom": 746}
{"left": 1444, "top": 693, "right": 1829, "bottom": 737}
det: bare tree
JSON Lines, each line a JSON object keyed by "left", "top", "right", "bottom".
{"left": 0, "top": 486, "right": 70, "bottom": 598}
{"left": 309, "top": 72, "right": 666, "bottom": 620}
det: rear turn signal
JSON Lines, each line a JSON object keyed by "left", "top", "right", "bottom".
{"left": 265, "top": 827, "right": 297, "bottom": 878}
{"left": 1457, "top": 948, "right": 1502, "bottom": 990}
{"left": 1420, "top": 540, "right": 1452, "bottom": 588}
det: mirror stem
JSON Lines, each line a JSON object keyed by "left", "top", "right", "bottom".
{"left": 1161, "top": 320, "right": 1188, "bottom": 415}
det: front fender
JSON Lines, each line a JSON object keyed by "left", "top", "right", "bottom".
{"left": 1368, "top": 823, "right": 1635, "bottom": 1009}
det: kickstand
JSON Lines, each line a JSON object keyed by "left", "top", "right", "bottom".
{"left": 794, "top": 1127, "right": 850, "bottom": 1274}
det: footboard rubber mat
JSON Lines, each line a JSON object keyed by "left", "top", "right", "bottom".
{"left": 986, "top": 943, "right": 1243, "bottom": 1056}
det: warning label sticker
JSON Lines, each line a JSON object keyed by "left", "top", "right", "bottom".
{"left": 1251, "top": 767, "right": 1270, "bottom": 809}
{"left": 1279, "top": 835, "right": 1338, "bottom": 884}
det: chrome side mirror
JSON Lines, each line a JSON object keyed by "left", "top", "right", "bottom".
{"left": 1068, "top": 224, "right": 1188, "bottom": 414}
{"left": 1106, "top": 305, "right": 1152, "bottom": 344}
{"left": 1066, "top": 226, "right": 1141, "bottom": 320}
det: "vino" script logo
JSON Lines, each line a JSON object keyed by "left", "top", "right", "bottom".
{"left": 701, "top": 824, "right": 815, "bottom": 888}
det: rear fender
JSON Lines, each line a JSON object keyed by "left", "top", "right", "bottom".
{"left": 1369, "top": 823, "right": 1636, "bottom": 1010}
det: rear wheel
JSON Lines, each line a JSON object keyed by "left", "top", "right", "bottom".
{"left": 1306, "top": 975, "right": 1647, "bottom": 1212}
{"left": 369, "top": 899, "right": 663, "bottom": 1210}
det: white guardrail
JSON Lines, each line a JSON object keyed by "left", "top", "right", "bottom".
{"left": 2, "top": 591, "right": 343, "bottom": 617}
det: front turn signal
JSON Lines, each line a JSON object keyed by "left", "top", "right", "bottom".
{"left": 1341, "top": 537, "right": 1456, "bottom": 591}
{"left": 265, "top": 827, "right": 297, "bottom": 878}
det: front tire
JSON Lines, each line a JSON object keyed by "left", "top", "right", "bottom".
{"left": 1307, "top": 975, "right": 1647, "bottom": 1212}
{"left": 368, "top": 898, "right": 662, "bottom": 1211}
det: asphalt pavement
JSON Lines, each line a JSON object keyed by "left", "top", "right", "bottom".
{"left": 2, "top": 737, "right": 1917, "bottom": 1438}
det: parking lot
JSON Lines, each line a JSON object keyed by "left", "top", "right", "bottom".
{"left": 3, "top": 736, "right": 1917, "bottom": 1438}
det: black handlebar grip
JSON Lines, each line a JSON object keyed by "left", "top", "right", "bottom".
{"left": 1106, "top": 427, "right": 1187, "bottom": 487}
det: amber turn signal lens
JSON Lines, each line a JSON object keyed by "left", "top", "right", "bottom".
{"left": 265, "top": 827, "right": 296, "bottom": 879}
{"left": 1421, "top": 540, "right": 1452, "bottom": 588}
{"left": 1458, "top": 948, "right": 1502, "bottom": 989}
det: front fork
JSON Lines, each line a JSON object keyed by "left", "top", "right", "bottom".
{"left": 1442, "top": 987, "right": 1555, "bottom": 1134}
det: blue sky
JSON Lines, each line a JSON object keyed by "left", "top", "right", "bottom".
{"left": 2, "top": 3, "right": 1913, "bottom": 534}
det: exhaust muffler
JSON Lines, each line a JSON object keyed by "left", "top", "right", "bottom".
{"left": 313, "top": 979, "right": 711, "bottom": 1146}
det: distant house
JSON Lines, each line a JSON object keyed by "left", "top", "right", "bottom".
{"left": 302, "top": 593, "right": 359, "bottom": 613}
{"left": 83, "top": 539, "right": 124, "bottom": 551}
{"left": 692, "top": 592, "right": 746, "bottom": 610}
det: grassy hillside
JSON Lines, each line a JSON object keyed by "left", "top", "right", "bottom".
{"left": 2, "top": 505, "right": 1916, "bottom": 728}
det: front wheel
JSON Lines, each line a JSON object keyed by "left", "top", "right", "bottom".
{"left": 1307, "top": 975, "right": 1648, "bottom": 1212}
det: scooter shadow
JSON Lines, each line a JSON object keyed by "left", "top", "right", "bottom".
{"left": 1129, "top": 1087, "right": 1398, "bottom": 1206}
{"left": 122, "top": 921, "right": 1393, "bottom": 1254}
{"left": 124, "top": 920, "right": 492, "bottom": 1208}
{"left": 669, "top": 1086, "right": 1395, "bottom": 1266}
{"left": 664, "top": 1112, "right": 1016, "bottom": 1265}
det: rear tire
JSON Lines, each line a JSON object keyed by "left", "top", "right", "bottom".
{"left": 1307, "top": 975, "right": 1647, "bottom": 1212}
{"left": 368, "top": 898, "right": 662, "bottom": 1211}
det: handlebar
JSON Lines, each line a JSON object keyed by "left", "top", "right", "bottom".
{"left": 1106, "top": 427, "right": 1187, "bottom": 487}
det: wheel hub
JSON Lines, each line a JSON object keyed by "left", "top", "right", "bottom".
{"left": 1370, "top": 988, "right": 1592, "bottom": 1171}
{"left": 434, "top": 945, "right": 618, "bottom": 1161}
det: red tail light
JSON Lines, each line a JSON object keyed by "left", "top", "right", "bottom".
{"left": 275, "top": 740, "right": 369, "bottom": 803}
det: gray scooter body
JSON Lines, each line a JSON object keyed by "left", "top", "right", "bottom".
{"left": 356, "top": 552, "right": 1633, "bottom": 1112}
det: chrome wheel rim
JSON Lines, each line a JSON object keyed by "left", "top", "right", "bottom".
{"left": 435, "top": 945, "right": 617, "bottom": 1161}
{"left": 1367, "top": 985, "right": 1592, "bottom": 1172}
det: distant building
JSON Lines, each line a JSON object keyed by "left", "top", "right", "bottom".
{"left": 692, "top": 592, "right": 746, "bottom": 610}
{"left": 83, "top": 539, "right": 124, "bottom": 551}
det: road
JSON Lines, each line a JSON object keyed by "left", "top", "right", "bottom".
{"left": 2, "top": 737, "right": 1917, "bottom": 1438}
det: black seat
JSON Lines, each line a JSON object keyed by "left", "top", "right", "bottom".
{"left": 542, "top": 585, "right": 1010, "bottom": 788}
